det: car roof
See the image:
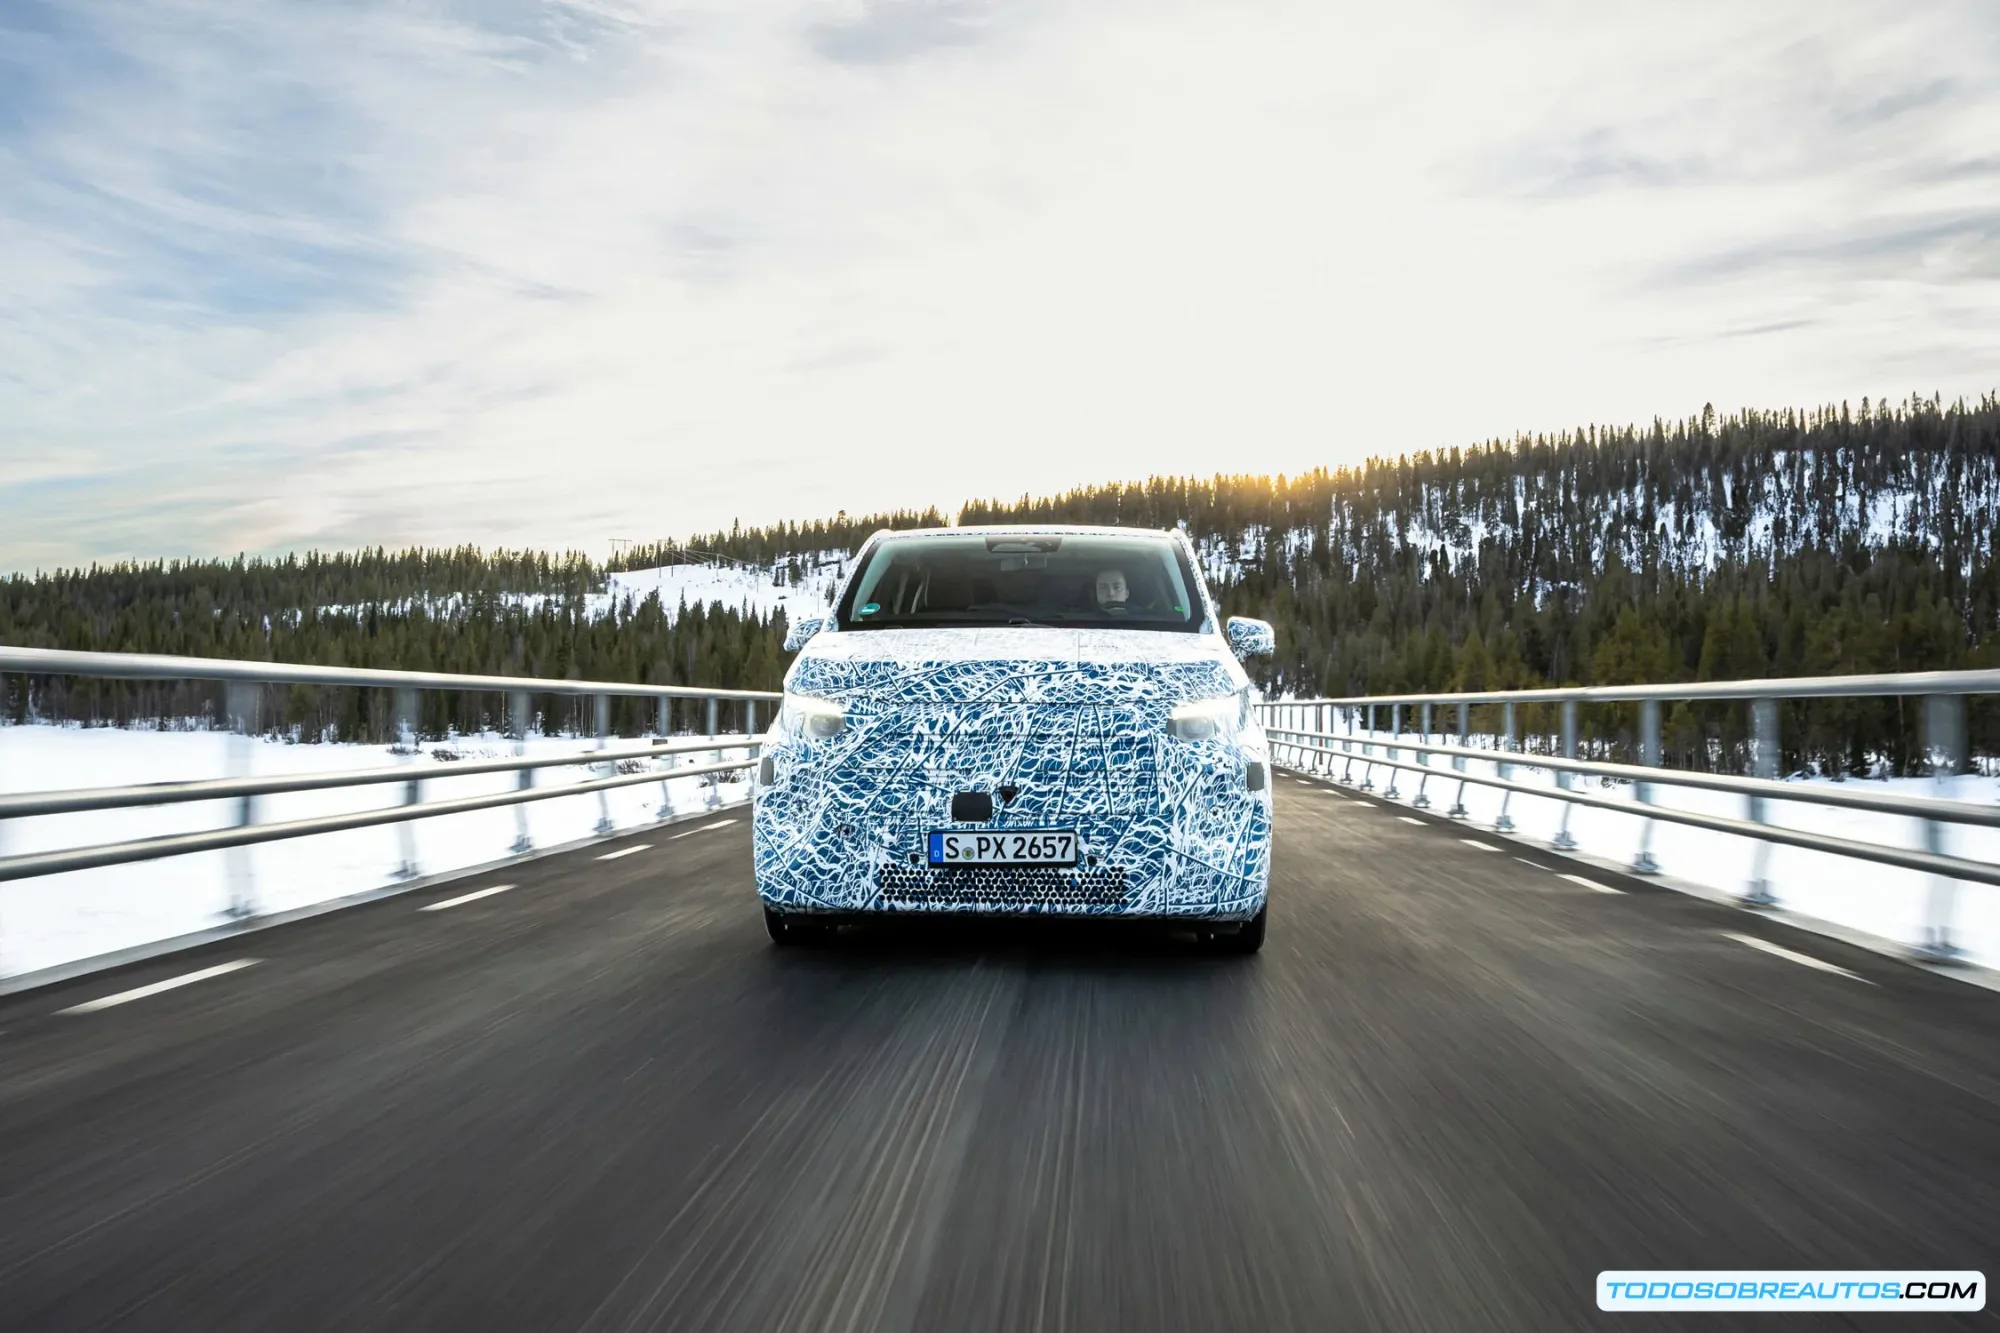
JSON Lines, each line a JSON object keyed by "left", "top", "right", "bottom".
{"left": 869, "top": 524, "right": 1179, "bottom": 543}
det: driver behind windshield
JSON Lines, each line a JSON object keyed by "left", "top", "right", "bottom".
{"left": 1094, "top": 568, "right": 1130, "bottom": 615}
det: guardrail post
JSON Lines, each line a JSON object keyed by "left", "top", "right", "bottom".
{"left": 1552, "top": 699, "right": 1579, "bottom": 849}
{"left": 1382, "top": 704, "right": 1402, "bottom": 799}
{"left": 1495, "top": 702, "right": 1517, "bottom": 832}
{"left": 742, "top": 699, "right": 760, "bottom": 806}
{"left": 1447, "top": 701, "right": 1470, "bottom": 817}
{"left": 1632, "top": 699, "right": 1661, "bottom": 873}
{"left": 651, "top": 696, "right": 677, "bottom": 818}
{"left": 594, "top": 693, "right": 615, "bottom": 836}
{"left": 1358, "top": 704, "right": 1376, "bottom": 791}
{"left": 392, "top": 688, "right": 421, "bottom": 879}
{"left": 1558, "top": 700, "right": 1578, "bottom": 782}
{"left": 1341, "top": 705, "right": 1356, "bottom": 783}
{"left": 1920, "top": 693, "right": 1966, "bottom": 962}
{"left": 510, "top": 690, "right": 534, "bottom": 853}
{"left": 1412, "top": 702, "right": 1433, "bottom": 808}
{"left": 224, "top": 682, "right": 260, "bottom": 919}
{"left": 706, "top": 696, "right": 722, "bottom": 808}
{"left": 1741, "top": 698, "right": 1779, "bottom": 906}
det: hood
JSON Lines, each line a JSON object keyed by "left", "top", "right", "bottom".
{"left": 786, "top": 626, "right": 1246, "bottom": 707}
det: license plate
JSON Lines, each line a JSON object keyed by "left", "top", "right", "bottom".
{"left": 927, "top": 829, "right": 1078, "bottom": 866}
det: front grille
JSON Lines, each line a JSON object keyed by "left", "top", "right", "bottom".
{"left": 876, "top": 863, "right": 1132, "bottom": 907}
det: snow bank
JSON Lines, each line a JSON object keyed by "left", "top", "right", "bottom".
{"left": 0, "top": 723, "right": 755, "bottom": 981}
{"left": 1272, "top": 728, "right": 2000, "bottom": 970}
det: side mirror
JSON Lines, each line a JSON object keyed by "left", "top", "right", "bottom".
{"left": 783, "top": 616, "right": 826, "bottom": 653}
{"left": 1225, "top": 616, "right": 1275, "bottom": 660}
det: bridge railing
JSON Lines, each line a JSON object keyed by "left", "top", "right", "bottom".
{"left": 0, "top": 646, "right": 782, "bottom": 888}
{"left": 1256, "top": 668, "right": 2000, "bottom": 962}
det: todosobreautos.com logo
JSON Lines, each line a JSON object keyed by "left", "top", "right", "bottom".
{"left": 1597, "top": 1272, "right": 1985, "bottom": 1312}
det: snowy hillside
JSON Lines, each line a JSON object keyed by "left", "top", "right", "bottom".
{"left": 308, "top": 559, "right": 849, "bottom": 626}
{"left": 602, "top": 558, "right": 847, "bottom": 624}
{"left": 308, "top": 556, "right": 848, "bottom": 624}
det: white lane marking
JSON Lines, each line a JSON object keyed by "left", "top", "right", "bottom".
{"left": 60, "top": 960, "right": 260, "bottom": 1015}
{"left": 1512, "top": 856, "right": 1542, "bottom": 868}
{"left": 1460, "top": 839, "right": 1499, "bottom": 851}
{"left": 421, "top": 883, "right": 518, "bottom": 911}
{"left": 596, "top": 844, "right": 652, "bottom": 861}
{"left": 1559, "top": 873, "right": 1621, "bottom": 895}
{"left": 1398, "top": 816, "right": 1425, "bottom": 826}
{"left": 667, "top": 817, "right": 740, "bottom": 839}
{"left": 1722, "top": 931, "right": 1870, "bottom": 983}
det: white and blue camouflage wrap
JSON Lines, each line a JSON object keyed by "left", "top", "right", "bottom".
{"left": 753, "top": 528, "right": 1272, "bottom": 919}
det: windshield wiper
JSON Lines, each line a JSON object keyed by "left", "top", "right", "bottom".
{"left": 841, "top": 612, "right": 1074, "bottom": 630}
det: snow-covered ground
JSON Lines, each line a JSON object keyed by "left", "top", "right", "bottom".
{"left": 1270, "top": 727, "right": 2000, "bottom": 971}
{"left": 311, "top": 558, "right": 849, "bottom": 625}
{"left": 0, "top": 723, "right": 755, "bottom": 981}
{"left": 603, "top": 560, "right": 843, "bottom": 622}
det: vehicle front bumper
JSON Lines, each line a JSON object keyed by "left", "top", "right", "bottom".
{"left": 752, "top": 806, "right": 1270, "bottom": 920}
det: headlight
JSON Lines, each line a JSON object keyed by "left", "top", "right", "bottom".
{"left": 1166, "top": 689, "right": 1250, "bottom": 742}
{"left": 780, "top": 690, "right": 846, "bottom": 740}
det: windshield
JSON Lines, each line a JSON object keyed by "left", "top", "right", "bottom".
{"left": 834, "top": 532, "right": 1204, "bottom": 632}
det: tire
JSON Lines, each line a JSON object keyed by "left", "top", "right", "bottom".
{"left": 1205, "top": 903, "right": 1266, "bottom": 955}
{"left": 764, "top": 906, "right": 827, "bottom": 946}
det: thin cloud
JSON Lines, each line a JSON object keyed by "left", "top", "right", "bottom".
{"left": 1835, "top": 77, "right": 1958, "bottom": 128}
{"left": 1490, "top": 129, "right": 1713, "bottom": 199}
{"left": 807, "top": 1, "right": 993, "bottom": 67}
{"left": 1659, "top": 211, "right": 2000, "bottom": 285}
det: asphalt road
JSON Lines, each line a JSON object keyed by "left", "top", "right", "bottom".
{"left": 1, "top": 782, "right": 1995, "bottom": 1332}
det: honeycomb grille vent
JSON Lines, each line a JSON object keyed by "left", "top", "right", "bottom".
{"left": 876, "top": 863, "right": 1131, "bottom": 907}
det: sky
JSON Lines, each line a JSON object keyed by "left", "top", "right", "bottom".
{"left": 2, "top": 0, "right": 1998, "bottom": 572}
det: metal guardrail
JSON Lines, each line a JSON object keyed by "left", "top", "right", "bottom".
{"left": 1257, "top": 672, "right": 1998, "bottom": 962}
{"left": 0, "top": 754, "right": 755, "bottom": 884}
{"left": 1297, "top": 667, "right": 2000, "bottom": 705}
{"left": 0, "top": 647, "right": 782, "bottom": 891}
{"left": 0, "top": 646, "right": 776, "bottom": 701}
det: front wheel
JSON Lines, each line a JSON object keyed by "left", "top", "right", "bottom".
{"left": 1204, "top": 903, "right": 1266, "bottom": 955}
